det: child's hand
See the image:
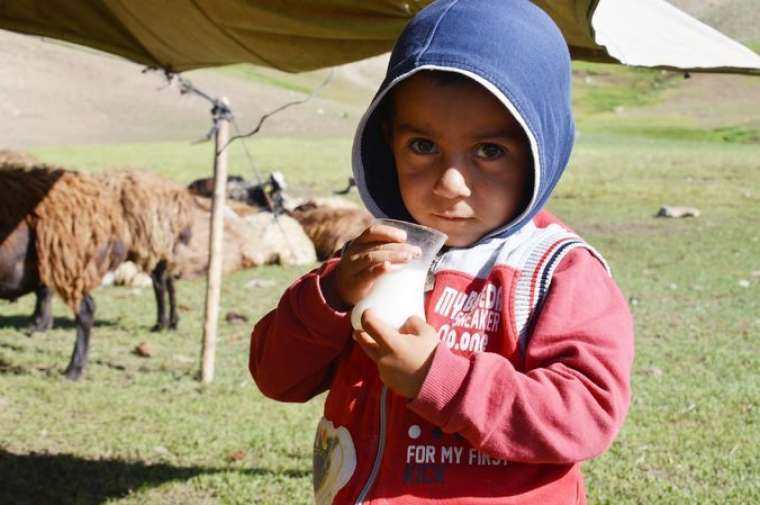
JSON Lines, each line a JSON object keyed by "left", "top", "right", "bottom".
{"left": 329, "top": 223, "right": 421, "bottom": 307}
{"left": 353, "top": 309, "right": 439, "bottom": 399}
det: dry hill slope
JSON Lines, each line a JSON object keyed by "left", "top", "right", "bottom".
{"left": 0, "top": 29, "right": 383, "bottom": 148}
{"left": 669, "top": 0, "right": 760, "bottom": 45}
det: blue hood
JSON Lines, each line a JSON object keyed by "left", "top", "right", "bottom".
{"left": 352, "top": 0, "right": 574, "bottom": 242}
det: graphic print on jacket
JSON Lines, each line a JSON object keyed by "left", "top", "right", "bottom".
{"left": 386, "top": 267, "right": 515, "bottom": 493}
{"left": 429, "top": 276, "right": 506, "bottom": 356}
{"left": 313, "top": 417, "right": 357, "bottom": 505}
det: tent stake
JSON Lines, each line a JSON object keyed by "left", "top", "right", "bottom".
{"left": 201, "top": 97, "right": 230, "bottom": 383}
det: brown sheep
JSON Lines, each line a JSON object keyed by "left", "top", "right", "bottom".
{"left": 31, "top": 170, "right": 195, "bottom": 333}
{"left": 2, "top": 168, "right": 194, "bottom": 379}
{"left": 289, "top": 202, "right": 373, "bottom": 260}
{"left": 0, "top": 167, "right": 128, "bottom": 380}
{"left": 99, "top": 171, "right": 194, "bottom": 331}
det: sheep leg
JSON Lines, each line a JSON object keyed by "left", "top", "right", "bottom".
{"left": 167, "top": 276, "right": 179, "bottom": 330}
{"left": 29, "top": 285, "right": 53, "bottom": 333}
{"left": 63, "top": 295, "right": 95, "bottom": 381}
{"left": 150, "top": 260, "right": 169, "bottom": 332}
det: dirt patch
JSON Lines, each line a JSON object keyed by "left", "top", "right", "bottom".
{"left": 624, "top": 73, "right": 760, "bottom": 129}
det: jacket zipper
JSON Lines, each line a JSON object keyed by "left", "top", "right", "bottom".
{"left": 355, "top": 252, "right": 441, "bottom": 503}
{"left": 354, "top": 385, "right": 388, "bottom": 504}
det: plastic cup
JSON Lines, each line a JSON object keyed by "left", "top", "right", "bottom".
{"left": 350, "top": 218, "right": 447, "bottom": 330}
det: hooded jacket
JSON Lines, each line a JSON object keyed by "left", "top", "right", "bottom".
{"left": 250, "top": 1, "right": 634, "bottom": 503}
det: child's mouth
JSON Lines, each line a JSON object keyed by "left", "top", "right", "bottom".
{"left": 433, "top": 213, "right": 473, "bottom": 223}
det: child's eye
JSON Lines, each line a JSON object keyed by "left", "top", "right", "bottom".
{"left": 474, "top": 143, "right": 505, "bottom": 160}
{"left": 409, "top": 138, "right": 438, "bottom": 155}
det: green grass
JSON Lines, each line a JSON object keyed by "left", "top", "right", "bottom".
{"left": 599, "top": 125, "right": 760, "bottom": 144}
{"left": 2, "top": 127, "right": 760, "bottom": 503}
{"left": 0, "top": 264, "right": 323, "bottom": 504}
{"left": 551, "top": 136, "right": 760, "bottom": 503}
{"left": 572, "top": 63, "right": 681, "bottom": 115}
{"left": 32, "top": 137, "right": 356, "bottom": 199}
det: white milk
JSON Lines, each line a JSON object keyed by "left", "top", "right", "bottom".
{"left": 351, "top": 264, "right": 429, "bottom": 330}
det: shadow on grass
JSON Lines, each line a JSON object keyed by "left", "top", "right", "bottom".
{"left": 0, "top": 357, "right": 28, "bottom": 375}
{"left": 0, "top": 340, "right": 129, "bottom": 378}
{"left": 0, "top": 354, "right": 150, "bottom": 378}
{"left": 0, "top": 314, "right": 119, "bottom": 331}
{"left": 0, "top": 449, "right": 311, "bottom": 504}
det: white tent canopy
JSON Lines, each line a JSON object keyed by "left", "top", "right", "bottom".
{"left": 593, "top": 0, "right": 760, "bottom": 73}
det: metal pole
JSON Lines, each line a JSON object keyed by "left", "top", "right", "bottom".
{"left": 200, "top": 97, "right": 230, "bottom": 383}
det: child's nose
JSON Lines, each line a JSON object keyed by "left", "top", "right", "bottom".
{"left": 433, "top": 166, "right": 472, "bottom": 199}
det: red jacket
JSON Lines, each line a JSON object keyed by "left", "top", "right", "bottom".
{"left": 250, "top": 213, "right": 634, "bottom": 504}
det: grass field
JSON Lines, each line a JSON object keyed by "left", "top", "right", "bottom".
{"left": 2, "top": 59, "right": 760, "bottom": 503}
{"left": 1, "top": 130, "right": 757, "bottom": 504}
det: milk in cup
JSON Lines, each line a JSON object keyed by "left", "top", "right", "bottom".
{"left": 351, "top": 219, "right": 447, "bottom": 330}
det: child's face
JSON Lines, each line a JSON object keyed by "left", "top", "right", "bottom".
{"left": 388, "top": 73, "right": 532, "bottom": 247}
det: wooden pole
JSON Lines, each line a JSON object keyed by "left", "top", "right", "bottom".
{"left": 200, "top": 97, "right": 230, "bottom": 383}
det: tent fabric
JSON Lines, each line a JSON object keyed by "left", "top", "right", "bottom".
{"left": 593, "top": 0, "right": 760, "bottom": 74}
{"left": 0, "top": 0, "right": 758, "bottom": 74}
{"left": 0, "top": 0, "right": 427, "bottom": 72}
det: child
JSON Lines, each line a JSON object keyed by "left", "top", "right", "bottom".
{"left": 250, "top": 0, "right": 634, "bottom": 503}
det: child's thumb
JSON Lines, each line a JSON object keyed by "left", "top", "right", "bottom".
{"left": 400, "top": 315, "right": 428, "bottom": 335}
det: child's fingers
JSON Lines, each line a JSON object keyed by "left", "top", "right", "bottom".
{"left": 399, "top": 315, "right": 430, "bottom": 335}
{"left": 355, "top": 247, "right": 419, "bottom": 267}
{"left": 360, "top": 309, "right": 398, "bottom": 350}
{"left": 348, "top": 242, "right": 421, "bottom": 263}
{"left": 346, "top": 245, "right": 422, "bottom": 278}
{"left": 353, "top": 330, "right": 381, "bottom": 361}
{"left": 358, "top": 223, "right": 408, "bottom": 244}
{"left": 351, "top": 260, "right": 392, "bottom": 286}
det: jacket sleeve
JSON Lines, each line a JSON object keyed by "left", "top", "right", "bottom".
{"left": 408, "top": 248, "right": 634, "bottom": 464}
{"left": 249, "top": 259, "right": 354, "bottom": 402}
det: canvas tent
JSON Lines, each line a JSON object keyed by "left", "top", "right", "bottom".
{"left": 0, "top": 0, "right": 759, "bottom": 74}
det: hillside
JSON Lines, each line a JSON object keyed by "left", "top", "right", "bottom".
{"left": 669, "top": 0, "right": 760, "bottom": 46}
{"left": 0, "top": 29, "right": 380, "bottom": 148}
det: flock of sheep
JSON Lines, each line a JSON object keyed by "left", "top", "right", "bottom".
{"left": 0, "top": 150, "right": 371, "bottom": 380}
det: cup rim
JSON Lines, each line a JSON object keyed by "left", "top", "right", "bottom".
{"left": 373, "top": 218, "right": 448, "bottom": 242}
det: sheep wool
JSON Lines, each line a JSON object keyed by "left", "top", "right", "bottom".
{"left": 0, "top": 167, "right": 127, "bottom": 310}
{"left": 99, "top": 171, "right": 194, "bottom": 276}
{"left": 290, "top": 204, "right": 373, "bottom": 260}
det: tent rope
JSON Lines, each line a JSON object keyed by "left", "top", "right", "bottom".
{"left": 230, "top": 119, "right": 300, "bottom": 261}
{"left": 223, "top": 68, "right": 334, "bottom": 262}
{"left": 145, "top": 66, "right": 335, "bottom": 263}
{"left": 221, "top": 70, "right": 334, "bottom": 153}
